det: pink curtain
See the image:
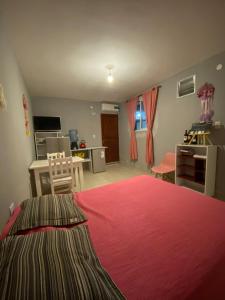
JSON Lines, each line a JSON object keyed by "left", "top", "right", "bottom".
{"left": 126, "top": 97, "right": 138, "bottom": 160}
{"left": 143, "top": 87, "right": 159, "bottom": 166}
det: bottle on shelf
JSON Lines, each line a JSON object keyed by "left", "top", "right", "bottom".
{"left": 191, "top": 133, "right": 197, "bottom": 145}
{"left": 183, "top": 130, "right": 188, "bottom": 144}
{"left": 187, "top": 130, "right": 192, "bottom": 144}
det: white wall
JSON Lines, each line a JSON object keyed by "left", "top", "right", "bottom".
{"left": 119, "top": 51, "right": 225, "bottom": 200}
{"left": 32, "top": 97, "right": 103, "bottom": 147}
{"left": 0, "top": 18, "right": 34, "bottom": 230}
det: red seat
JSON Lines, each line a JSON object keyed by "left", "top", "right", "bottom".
{"left": 152, "top": 152, "right": 175, "bottom": 176}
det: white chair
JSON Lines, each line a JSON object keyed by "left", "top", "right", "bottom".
{"left": 48, "top": 156, "right": 75, "bottom": 195}
{"left": 41, "top": 152, "right": 66, "bottom": 189}
{"left": 47, "top": 152, "right": 65, "bottom": 159}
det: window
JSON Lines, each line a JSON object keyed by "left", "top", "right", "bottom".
{"left": 135, "top": 96, "right": 147, "bottom": 130}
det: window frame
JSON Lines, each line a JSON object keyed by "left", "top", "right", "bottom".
{"left": 135, "top": 96, "right": 147, "bottom": 132}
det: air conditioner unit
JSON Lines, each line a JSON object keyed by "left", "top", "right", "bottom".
{"left": 101, "top": 103, "right": 120, "bottom": 113}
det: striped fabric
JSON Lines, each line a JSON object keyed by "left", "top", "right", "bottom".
{"left": 9, "top": 194, "right": 87, "bottom": 235}
{"left": 0, "top": 225, "right": 125, "bottom": 300}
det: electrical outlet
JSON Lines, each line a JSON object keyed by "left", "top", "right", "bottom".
{"left": 9, "top": 202, "right": 15, "bottom": 215}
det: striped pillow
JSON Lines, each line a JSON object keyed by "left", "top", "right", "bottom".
{"left": 9, "top": 194, "right": 87, "bottom": 235}
{"left": 0, "top": 225, "right": 125, "bottom": 300}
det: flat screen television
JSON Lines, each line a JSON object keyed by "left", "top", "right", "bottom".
{"left": 33, "top": 116, "right": 61, "bottom": 131}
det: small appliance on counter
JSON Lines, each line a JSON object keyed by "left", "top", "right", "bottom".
{"left": 79, "top": 140, "right": 86, "bottom": 148}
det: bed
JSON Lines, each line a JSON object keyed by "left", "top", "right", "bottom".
{"left": 75, "top": 175, "right": 225, "bottom": 300}
{"left": 1, "top": 175, "right": 225, "bottom": 299}
{"left": 0, "top": 194, "right": 125, "bottom": 299}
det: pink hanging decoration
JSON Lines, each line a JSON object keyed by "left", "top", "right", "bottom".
{"left": 23, "top": 94, "right": 31, "bottom": 136}
{"left": 197, "top": 83, "right": 215, "bottom": 123}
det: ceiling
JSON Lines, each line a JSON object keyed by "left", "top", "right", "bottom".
{"left": 2, "top": 0, "right": 225, "bottom": 102}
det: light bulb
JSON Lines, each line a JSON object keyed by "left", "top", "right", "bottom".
{"left": 216, "top": 64, "right": 223, "bottom": 71}
{"left": 107, "top": 73, "right": 114, "bottom": 83}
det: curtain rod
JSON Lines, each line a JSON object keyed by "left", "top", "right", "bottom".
{"left": 126, "top": 85, "right": 162, "bottom": 102}
{"left": 137, "top": 85, "right": 162, "bottom": 98}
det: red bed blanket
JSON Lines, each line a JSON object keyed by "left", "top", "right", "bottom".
{"left": 76, "top": 175, "right": 225, "bottom": 300}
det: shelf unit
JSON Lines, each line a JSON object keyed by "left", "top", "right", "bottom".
{"left": 34, "top": 131, "right": 62, "bottom": 160}
{"left": 175, "top": 144, "right": 217, "bottom": 196}
{"left": 71, "top": 147, "right": 106, "bottom": 173}
{"left": 71, "top": 148, "right": 93, "bottom": 171}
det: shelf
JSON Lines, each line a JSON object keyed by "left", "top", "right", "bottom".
{"left": 35, "top": 131, "right": 61, "bottom": 133}
{"left": 177, "top": 144, "right": 213, "bottom": 148}
{"left": 177, "top": 154, "right": 194, "bottom": 159}
{"left": 177, "top": 174, "right": 205, "bottom": 185}
{"left": 177, "top": 164, "right": 205, "bottom": 173}
{"left": 34, "top": 131, "right": 66, "bottom": 160}
{"left": 82, "top": 158, "right": 92, "bottom": 163}
{"left": 178, "top": 155, "right": 207, "bottom": 161}
{"left": 193, "top": 155, "right": 207, "bottom": 160}
{"left": 71, "top": 148, "right": 91, "bottom": 152}
{"left": 177, "top": 164, "right": 195, "bottom": 170}
{"left": 72, "top": 155, "right": 91, "bottom": 163}
{"left": 176, "top": 144, "right": 217, "bottom": 196}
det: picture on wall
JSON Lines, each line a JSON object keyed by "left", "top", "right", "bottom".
{"left": 22, "top": 94, "right": 31, "bottom": 136}
{"left": 0, "top": 83, "right": 7, "bottom": 111}
{"left": 177, "top": 75, "right": 196, "bottom": 98}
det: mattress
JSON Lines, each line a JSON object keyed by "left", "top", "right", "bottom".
{"left": 2, "top": 175, "right": 225, "bottom": 299}
{"left": 76, "top": 175, "right": 225, "bottom": 300}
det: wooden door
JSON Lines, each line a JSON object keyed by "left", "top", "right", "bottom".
{"left": 101, "top": 114, "right": 119, "bottom": 163}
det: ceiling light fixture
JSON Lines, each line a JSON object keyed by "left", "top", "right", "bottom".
{"left": 216, "top": 63, "right": 223, "bottom": 71}
{"left": 106, "top": 65, "right": 114, "bottom": 83}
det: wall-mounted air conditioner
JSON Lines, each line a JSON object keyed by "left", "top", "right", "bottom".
{"left": 101, "top": 103, "right": 120, "bottom": 113}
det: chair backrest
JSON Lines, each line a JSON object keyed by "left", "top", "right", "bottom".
{"left": 48, "top": 156, "right": 74, "bottom": 182}
{"left": 162, "top": 152, "right": 175, "bottom": 167}
{"left": 47, "top": 152, "right": 65, "bottom": 159}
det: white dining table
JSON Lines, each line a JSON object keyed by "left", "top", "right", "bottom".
{"left": 29, "top": 156, "right": 84, "bottom": 196}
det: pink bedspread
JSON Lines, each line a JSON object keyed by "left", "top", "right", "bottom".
{"left": 76, "top": 175, "right": 225, "bottom": 300}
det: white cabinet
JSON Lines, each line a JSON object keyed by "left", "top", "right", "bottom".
{"left": 71, "top": 147, "right": 106, "bottom": 173}
{"left": 34, "top": 131, "right": 62, "bottom": 160}
{"left": 175, "top": 144, "right": 217, "bottom": 196}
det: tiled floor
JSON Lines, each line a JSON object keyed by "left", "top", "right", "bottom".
{"left": 83, "top": 163, "right": 149, "bottom": 191}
